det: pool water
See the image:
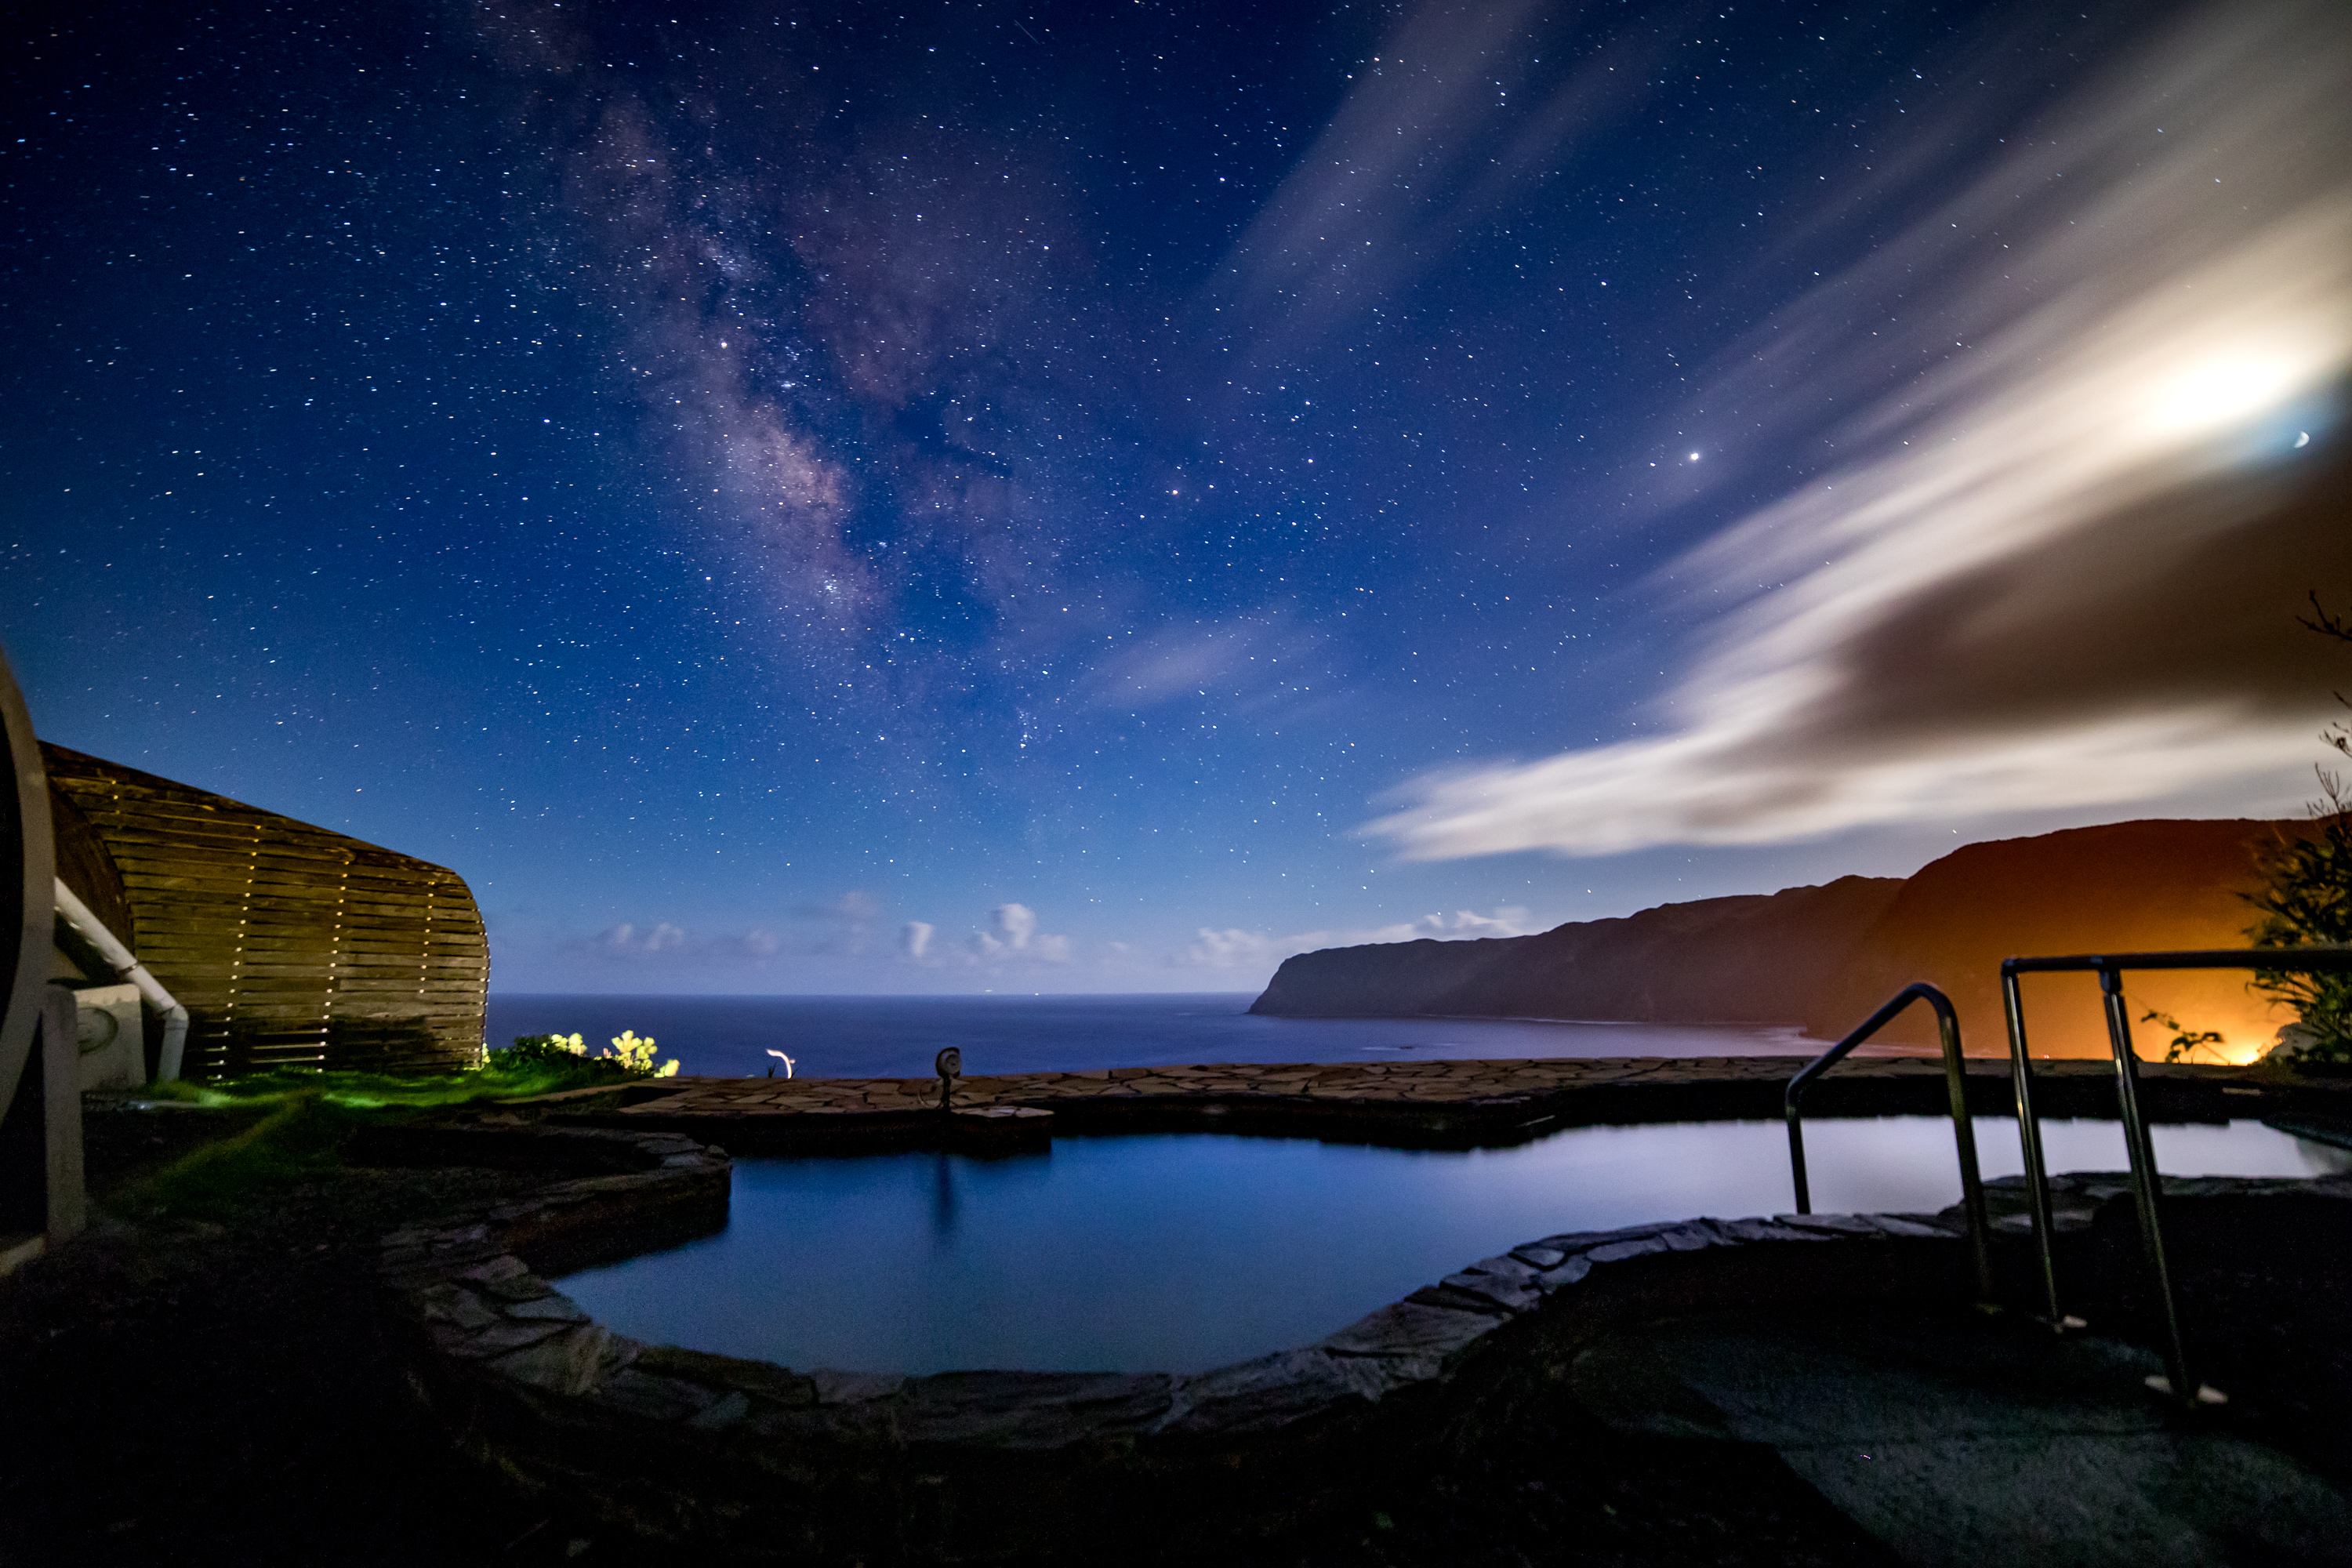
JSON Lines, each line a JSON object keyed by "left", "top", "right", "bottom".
{"left": 555, "top": 1117, "right": 2346, "bottom": 1376}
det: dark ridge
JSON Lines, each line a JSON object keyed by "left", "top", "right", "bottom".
{"left": 1249, "top": 877, "right": 1902, "bottom": 1024}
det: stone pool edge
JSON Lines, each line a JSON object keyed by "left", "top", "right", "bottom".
{"left": 377, "top": 1122, "right": 2352, "bottom": 1563}
{"left": 371, "top": 1121, "right": 1949, "bottom": 1560}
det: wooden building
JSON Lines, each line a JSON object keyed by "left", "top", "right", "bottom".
{"left": 42, "top": 742, "right": 488, "bottom": 1076}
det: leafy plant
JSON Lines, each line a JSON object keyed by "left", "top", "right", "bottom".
{"left": 2140, "top": 1009, "right": 2228, "bottom": 1065}
{"left": 2246, "top": 789, "right": 2352, "bottom": 1064}
{"left": 2307, "top": 591, "right": 2352, "bottom": 765}
{"left": 492, "top": 1031, "right": 591, "bottom": 1067}
{"left": 2245, "top": 593, "right": 2352, "bottom": 1065}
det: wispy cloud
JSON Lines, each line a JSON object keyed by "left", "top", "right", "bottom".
{"left": 1077, "top": 612, "right": 1332, "bottom": 713}
{"left": 1371, "top": 0, "right": 2352, "bottom": 860}
{"left": 1205, "top": 0, "right": 1690, "bottom": 358}
{"left": 1181, "top": 908, "right": 1536, "bottom": 970}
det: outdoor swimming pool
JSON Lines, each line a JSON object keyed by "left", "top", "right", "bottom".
{"left": 554, "top": 1116, "right": 2347, "bottom": 1376}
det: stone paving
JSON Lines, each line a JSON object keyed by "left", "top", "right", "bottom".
{"left": 1575, "top": 1298, "right": 2352, "bottom": 1566}
{"left": 590, "top": 1055, "right": 2307, "bottom": 1145}
{"left": 617, "top": 1055, "right": 1923, "bottom": 1116}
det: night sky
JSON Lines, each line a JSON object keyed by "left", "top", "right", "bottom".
{"left": 5, "top": 0, "right": 2348, "bottom": 994}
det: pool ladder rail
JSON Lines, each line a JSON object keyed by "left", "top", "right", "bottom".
{"left": 2001, "top": 946, "right": 2352, "bottom": 1410}
{"left": 1784, "top": 983, "right": 1996, "bottom": 1307}
{"left": 1791, "top": 950, "right": 2352, "bottom": 1410}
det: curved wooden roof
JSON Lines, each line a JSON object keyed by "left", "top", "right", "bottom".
{"left": 41, "top": 742, "right": 487, "bottom": 1076}
{"left": 49, "top": 780, "right": 133, "bottom": 953}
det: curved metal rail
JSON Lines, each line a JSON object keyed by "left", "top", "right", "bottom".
{"left": 1787, "top": 982, "right": 1994, "bottom": 1304}
{"left": 2002, "top": 946, "right": 2352, "bottom": 1406}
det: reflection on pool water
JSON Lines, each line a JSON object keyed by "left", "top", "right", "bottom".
{"left": 555, "top": 1117, "right": 2347, "bottom": 1376}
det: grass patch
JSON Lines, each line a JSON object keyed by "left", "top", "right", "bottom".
{"left": 128, "top": 1091, "right": 359, "bottom": 1221}
{"left": 140, "top": 1057, "right": 648, "bottom": 1112}
{"left": 111, "top": 1041, "right": 681, "bottom": 1219}
{"left": 119, "top": 1059, "right": 660, "bottom": 1219}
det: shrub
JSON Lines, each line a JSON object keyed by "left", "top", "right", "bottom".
{"left": 2246, "top": 781, "right": 2352, "bottom": 1064}
{"left": 493, "top": 1032, "right": 590, "bottom": 1067}
{"left": 486, "top": 1029, "right": 678, "bottom": 1079}
{"left": 603, "top": 1029, "right": 679, "bottom": 1077}
{"left": 2246, "top": 593, "right": 2352, "bottom": 1065}
{"left": 2141, "top": 1009, "right": 2230, "bottom": 1065}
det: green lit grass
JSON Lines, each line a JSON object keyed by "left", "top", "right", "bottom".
{"left": 127, "top": 1091, "right": 357, "bottom": 1221}
{"left": 140, "top": 1057, "right": 644, "bottom": 1112}
{"left": 118, "top": 1047, "right": 673, "bottom": 1220}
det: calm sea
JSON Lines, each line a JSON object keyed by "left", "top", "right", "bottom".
{"left": 484, "top": 993, "right": 1839, "bottom": 1081}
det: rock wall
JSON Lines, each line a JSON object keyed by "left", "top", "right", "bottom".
{"left": 1252, "top": 818, "right": 2313, "bottom": 1059}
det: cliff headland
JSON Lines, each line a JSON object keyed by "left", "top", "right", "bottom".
{"left": 1250, "top": 818, "right": 2310, "bottom": 1059}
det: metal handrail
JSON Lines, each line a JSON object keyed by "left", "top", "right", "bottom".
{"left": 2002, "top": 946, "right": 2352, "bottom": 1406}
{"left": 1786, "top": 982, "right": 1994, "bottom": 1304}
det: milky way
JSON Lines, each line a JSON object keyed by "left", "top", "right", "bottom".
{"left": 4, "top": 0, "right": 2346, "bottom": 992}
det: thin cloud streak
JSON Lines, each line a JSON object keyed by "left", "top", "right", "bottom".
{"left": 1371, "top": 0, "right": 2352, "bottom": 861}
{"left": 1181, "top": 908, "right": 1535, "bottom": 970}
{"left": 1204, "top": 0, "right": 1689, "bottom": 361}
{"left": 1076, "top": 611, "right": 1331, "bottom": 713}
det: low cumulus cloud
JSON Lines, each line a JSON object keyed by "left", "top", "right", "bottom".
{"left": 1181, "top": 908, "right": 1537, "bottom": 970}
{"left": 590, "top": 921, "right": 688, "bottom": 958}
{"left": 1185, "top": 927, "right": 1276, "bottom": 969}
{"left": 576, "top": 887, "right": 879, "bottom": 967}
{"left": 1371, "top": 0, "right": 2352, "bottom": 860}
{"left": 902, "top": 902, "right": 1075, "bottom": 965}
{"left": 580, "top": 922, "right": 783, "bottom": 962}
{"left": 993, "top": 902, "right": 1038, "bottom": 950}
{"left": 968, "top": 902, "right": 1071, "bottom": 962}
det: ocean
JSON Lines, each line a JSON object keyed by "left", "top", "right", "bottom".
{"left": 483, "top": 993, "right": 1842, "bottom": 1080}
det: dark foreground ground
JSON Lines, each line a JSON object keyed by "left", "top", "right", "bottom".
{"left": 2, "top": 1103, "right": 2344, "bottom": 1567}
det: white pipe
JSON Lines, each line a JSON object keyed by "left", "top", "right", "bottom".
{"left": 53, "top": 877, "right": 188, "bottom": 1083}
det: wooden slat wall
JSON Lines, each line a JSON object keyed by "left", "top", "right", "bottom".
{"left": 38, "top": 742, "right": 488, "bottom": 1076}
{"left": 49, "top": 782, "right": 136, "bottom": 951}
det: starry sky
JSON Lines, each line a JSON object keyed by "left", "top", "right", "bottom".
{"left": 5, "top": 0, "right": 2349, "bottom": 995}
